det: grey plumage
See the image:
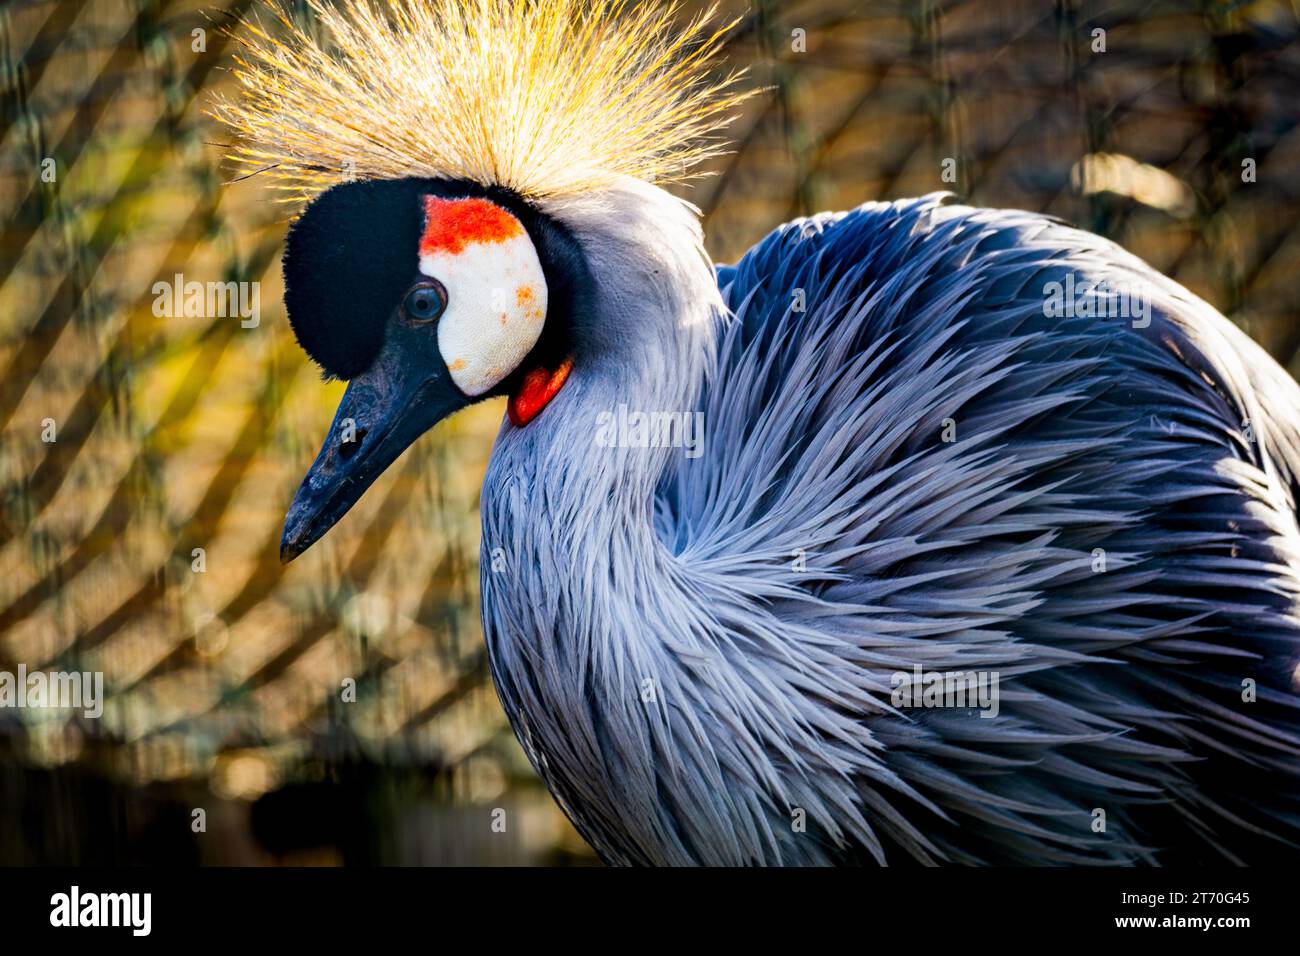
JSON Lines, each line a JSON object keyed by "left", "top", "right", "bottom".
{"left": 480, "top": 184, "right": 1300, "bottom": 865}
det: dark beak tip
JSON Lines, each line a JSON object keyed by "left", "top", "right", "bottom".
{"left": 279, "top": 509, "right": 313, "bottom": 564}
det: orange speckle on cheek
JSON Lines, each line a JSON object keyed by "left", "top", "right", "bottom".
{"left": 448, "top": 358, "right": 466, "bottom": 371}
{"left": 516, "top": 285, "right": 534, "bottom": 306}
{"left": 420, "top": 196, "right": 523, "bottom": 256}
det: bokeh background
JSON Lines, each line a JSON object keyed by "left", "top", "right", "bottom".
{"left": 1, "top": 0, "right": 1298, "bottom": 865}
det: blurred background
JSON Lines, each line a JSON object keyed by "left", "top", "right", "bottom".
{"left": 1, "top": 0, "right": 1298, "bottom": 865}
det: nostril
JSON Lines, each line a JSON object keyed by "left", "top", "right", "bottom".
{"left": 340, "top": 428, "right": 367, "bottom": 459}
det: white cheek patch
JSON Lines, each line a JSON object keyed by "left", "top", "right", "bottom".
{"left": 419, "top": 206, "right": 548, "bottom": 397}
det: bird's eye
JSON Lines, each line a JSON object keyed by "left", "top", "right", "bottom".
{"left": 403, "top": 281, "right": 446, "bottom": 322}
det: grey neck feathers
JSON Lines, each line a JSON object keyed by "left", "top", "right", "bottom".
{"left": 480, "top": 180, "right": 780, "bottom": 864}
{"left": 489, "top": 179, "right": 719, "bottom": 528}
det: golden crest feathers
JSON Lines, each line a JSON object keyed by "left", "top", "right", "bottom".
{"left": 211, "top": 0, "right": 754, "bottom": 203}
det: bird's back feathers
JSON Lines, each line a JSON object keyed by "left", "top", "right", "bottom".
{"left": 651, "top": 193, "right": 1300, "bottom": 862}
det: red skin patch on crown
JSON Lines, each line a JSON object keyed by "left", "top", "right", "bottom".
{"left": 420, "top": 196, "right": 523, "bottom": 256}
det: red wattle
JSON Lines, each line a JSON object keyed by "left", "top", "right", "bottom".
{"left": 508, "top": 357, "right": 573, "bottom": 426}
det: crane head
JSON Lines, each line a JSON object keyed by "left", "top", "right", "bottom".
{"left": 278, "top": 177, "right": 583, "bottom": 562}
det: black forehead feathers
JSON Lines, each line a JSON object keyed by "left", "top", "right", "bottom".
{"left": 283, "top": 178, "right": 424, "bottom": 379}
{"left": 281, "top": 177, "right": 590, "bottom": 382}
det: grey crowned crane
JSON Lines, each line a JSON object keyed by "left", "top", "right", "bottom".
{"left": 217, "top": 0, "right": 1300, "bottom": 865}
